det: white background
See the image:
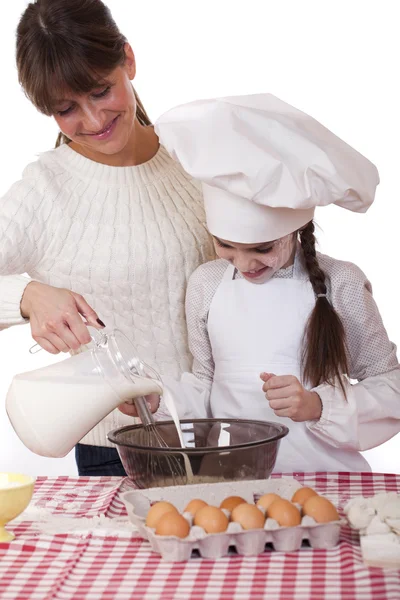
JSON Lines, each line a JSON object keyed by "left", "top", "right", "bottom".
{"left": 0, "top": 0, "right": 399, "bottom": 476}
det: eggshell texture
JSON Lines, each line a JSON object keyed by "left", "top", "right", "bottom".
{"left": 194, "top": 506, "right": 229, "bottom": 533}
{"left": 184, "top": 499, "right": 208, "bottom": 516}
{"left": 155, "top": 512, "right": 190, "bottom": 538}
{"left": 220, "top": 496, "right": 247, "bottom": 512}
{"left": 291, "top": 487, "right": 318, "bottom": 506}
{"left": 256, "top": 493, "right": 281, "bottom": 511}
{"left": 231, "top": 503, "right": 265, "bottom": 530}
{"left": 303, "top": 496, "right": 339, "bottom": 523}
{"left": 267, "top": 499, "right": 302, "bottom": 527}
{"left": 146, "top": 501, "right": 178, "bottom": 528}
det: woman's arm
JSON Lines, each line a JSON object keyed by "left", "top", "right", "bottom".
{"left": 307, "top": 260, "right": 400, "bottom": 451}
{"left": 0, "top": 275, "right": 31, "bottom": 329}
{"left": 0, "top": 173, "right": 102, "bottom": 351}
{"left": 0, "top": 177, "right": 39, "bottom": 330}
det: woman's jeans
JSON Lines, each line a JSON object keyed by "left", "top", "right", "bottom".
{"left": 75, "top": 444, "right": 127, "bottom": 476}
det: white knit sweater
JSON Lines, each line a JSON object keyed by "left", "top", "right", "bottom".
{"left": 0, "top": 143, "right": 215, "bottom": 447}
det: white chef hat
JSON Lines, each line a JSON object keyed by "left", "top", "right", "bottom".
{"left": 155, "top": 94, "right": 379, "bottom": 243}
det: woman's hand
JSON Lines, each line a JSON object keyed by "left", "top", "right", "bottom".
{"left": 118, "top": 394, "right": 161, "bottom": 417}
{"left": 21, "top": 281, "right": 105, "bottom": 354}
{"left": 260, "top": 373, "right": 322, "bottom": 422}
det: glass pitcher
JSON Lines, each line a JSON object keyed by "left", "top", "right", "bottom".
{"left": 6, "top": 329, "right": 162, "bottom": 458}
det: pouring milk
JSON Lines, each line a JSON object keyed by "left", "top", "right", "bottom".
{"left": 5, "top": 329, "right": 182, "bottom": 459}
{"left": 6, "top": 364, "right": 162, "bottom": 458}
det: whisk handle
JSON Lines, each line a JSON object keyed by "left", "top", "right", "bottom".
{"left": 133, "top": 396, "right": 155, "bottom": 427}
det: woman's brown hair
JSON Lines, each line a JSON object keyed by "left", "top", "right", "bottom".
{"left": 16, "top": 0, "right": 151, "bottom": 147}
{"left": 299, "top": 221, "right": 349, "bottom": 394}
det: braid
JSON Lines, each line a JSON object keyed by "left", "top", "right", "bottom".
{"left": 299, "top": 222, "right": 327, "bottom": 296}
{"left": 299, "top": 221, "right": 349, "bottom": 395}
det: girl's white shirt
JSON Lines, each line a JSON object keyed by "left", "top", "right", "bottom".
{"left": 158, "top": 247, "right": 400, "bottom": 467}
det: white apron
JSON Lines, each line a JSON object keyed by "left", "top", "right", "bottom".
{"left": 207, "top": 261, "right": 370, "bottom": 472}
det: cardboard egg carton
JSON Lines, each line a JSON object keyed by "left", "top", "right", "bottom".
{"left": 122, "top": 478, "right": 343, "bottom": 561}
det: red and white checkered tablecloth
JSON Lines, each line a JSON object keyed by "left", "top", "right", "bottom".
{"left": 0, "top": 473, "right": 399, "bottom": 600}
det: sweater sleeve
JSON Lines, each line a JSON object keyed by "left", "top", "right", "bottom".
{"left": 0, "top": 276, "right": 31, "bottom": 329}
{"left": 306, "top": 260, "right": 400, "bottom": 451}
{"left": 0, "top": 175, "right": 41, "bottom": 329}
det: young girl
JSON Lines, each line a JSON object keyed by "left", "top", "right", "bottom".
{"left": 122, "top": 93, "right": 400, "bottom": 472}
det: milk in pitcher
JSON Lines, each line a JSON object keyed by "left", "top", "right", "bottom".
{"left": 6, "top": 329, "right": 163, "bottom": 458}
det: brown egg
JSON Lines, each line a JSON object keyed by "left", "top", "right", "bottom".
{"left": 146, "top": 501, "right": 178, "bottom": 528}
{"left": 291, "top": 487, "right": 318, "bottom": 507}
{"left": 256, "top": 493, "right": 281, "bottom": 511}
{"left": 303, "top": 495, "right": 339, "bottom": 523}
{"left": 267, "top": 499, "right": 301, "bottom": 527}
{"left": 194, "top": 506, "right": 229, "bottom": 533}
{"left": 184, "top": 499, "right": 208, "bottom": 516}
{"left": 231, "top": 503, "right": 265, "bottom": 530}
{"left": 155, "top": 512, "right": 190, "bottom": 538}
{"left": 220, "top": 496, "right": 247, "bottom": 512}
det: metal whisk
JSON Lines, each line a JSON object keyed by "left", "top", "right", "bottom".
{"left": 132, "top": 396, "right": 189, "bottom": 485}
{"left": 129, "top": 345, "right": 194, "bottom": 486}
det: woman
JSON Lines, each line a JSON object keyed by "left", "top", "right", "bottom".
{"left": 0, "top": 0, "right": 215, "bottom": 475}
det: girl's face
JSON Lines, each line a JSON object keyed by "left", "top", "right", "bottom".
{"left": 52, "top": 45, "right": 137, "bottom": 160}
{"left": 213, "top": 233, "right": 296, "bottom": 284}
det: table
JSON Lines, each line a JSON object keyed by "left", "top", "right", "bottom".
{"left": 0, "top": 473, "right": 399, "bottom": 600}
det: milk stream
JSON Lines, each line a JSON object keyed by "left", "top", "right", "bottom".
{"left": 161, "top": 386, "right": 194, "bottom": 482}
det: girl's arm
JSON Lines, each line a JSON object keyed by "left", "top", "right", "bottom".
{"left": 307, "top": 260, "right": 400, "bottom": 451}
{"left": 155, "top": 261, "right": 223, "bottom": 420}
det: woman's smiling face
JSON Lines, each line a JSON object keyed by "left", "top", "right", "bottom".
{"left": 213, "top": 233, "right": 296, "bottom": 283}
{"left": 52, "top": 45, "right": 137, "bottom": 159}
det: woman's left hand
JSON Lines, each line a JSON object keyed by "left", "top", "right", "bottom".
{"left": 260, "top": 373, "right": 322, "bottom": 422}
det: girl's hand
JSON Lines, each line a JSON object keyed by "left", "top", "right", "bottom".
{"left": 21, "top": 281, "right": 104, "bottom": 354}
{"left": 260, "top": 373, "right": 322, "bottom": 422}
{"left": 118, "top": 394, "right": 161, "bottom": 417}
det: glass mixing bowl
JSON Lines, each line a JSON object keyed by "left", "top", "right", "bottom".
{"left": 108, "top": 418, "right": 289, "bottom": 488}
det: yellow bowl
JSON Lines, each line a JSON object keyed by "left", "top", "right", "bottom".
{"left": 0, "top": 473, "right": 35, "bottom": 542}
